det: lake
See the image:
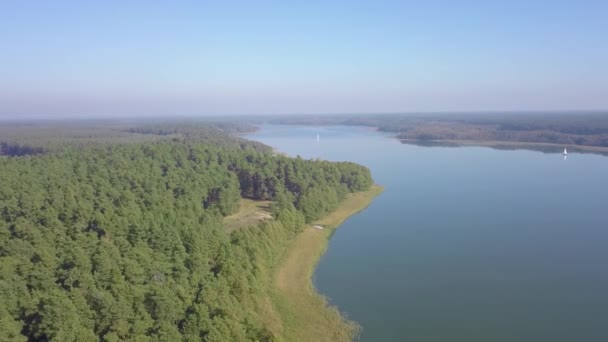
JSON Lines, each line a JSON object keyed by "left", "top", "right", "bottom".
{"left": 245, "top": 124, "right": 608, "bottom": 341}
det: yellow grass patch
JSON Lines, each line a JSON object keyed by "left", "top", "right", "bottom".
{"left": 271, "top": 185, "right": 384, "bottom": 341}
{"left": 223, "top": 198, "right": 272, "bottom": 233}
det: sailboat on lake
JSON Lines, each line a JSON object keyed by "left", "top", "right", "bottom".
{"left": 563, "top": 148, "right": 568, "bottom": 155}
{"left": 317, "top": 134, "right": 320, "bottom": 142}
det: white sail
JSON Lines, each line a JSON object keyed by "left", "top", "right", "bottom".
{"left": 563, "top": 148, "right": 568, "bottom": 155}
{"left": 317, "top": 134, "right": 320, "bottom": 142}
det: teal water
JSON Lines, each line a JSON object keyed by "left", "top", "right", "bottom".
{"left": 245, "top": 125, "right": 608, "bottom": 342}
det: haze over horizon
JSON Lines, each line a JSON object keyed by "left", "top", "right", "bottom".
{"left": 1, "top": 1, "right": 607, "bottom": 118}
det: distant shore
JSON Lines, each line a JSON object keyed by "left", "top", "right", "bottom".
{"left": 247, "top": 112, "right": 608, "bottom": 157}
{"left": 400, "top": 138, "right": 608, "bottom": 155}
{"left": 271, "top": 185, "right": 384, "bottom": 341}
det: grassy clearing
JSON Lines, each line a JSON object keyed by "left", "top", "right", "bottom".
{"left": 271, "top": 185, "right": 384, "bottom": 341}
{"left": 223, "top": 198, "right": 272, "bottom": 233}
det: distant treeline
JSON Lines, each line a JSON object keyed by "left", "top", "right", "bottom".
{"left": 0, "top": 129, "right": 372, "bottom": 340}
{"left": 125, "top": 121, "right": 257, "bottom": 137}
{"left": 255, "top": 112, "right": 608, "bottom": 148}
{"left": 0, "top": 120, "right": 265, "bottom": 156}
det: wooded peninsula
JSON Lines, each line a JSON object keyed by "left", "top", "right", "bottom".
{"left": 0, "top": 121, "right": 376, "bottom": 341}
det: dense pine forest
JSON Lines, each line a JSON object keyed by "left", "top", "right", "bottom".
{"left": 0, "top": 122, "right": 372, "bottom": 341}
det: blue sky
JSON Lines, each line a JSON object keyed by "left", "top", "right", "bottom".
{"left": 1, "top": 1, "right": 607, "bottom": 117}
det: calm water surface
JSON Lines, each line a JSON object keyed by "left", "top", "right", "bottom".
{"left": 246, "top": 125, "right": 608, "bottom": 342}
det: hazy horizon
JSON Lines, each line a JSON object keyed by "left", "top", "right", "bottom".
{"left": 2, "top": 1, "right": 607, "bottom": 118}
{"left": 3, "top": 110, "right": 608, "bottom": 122}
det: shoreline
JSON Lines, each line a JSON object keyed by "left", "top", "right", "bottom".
{"left": 400, "top": 138, "right": 608, "bottom": 155}
{"left": 271, "top": 185, "right": 384, "bottom": 341}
